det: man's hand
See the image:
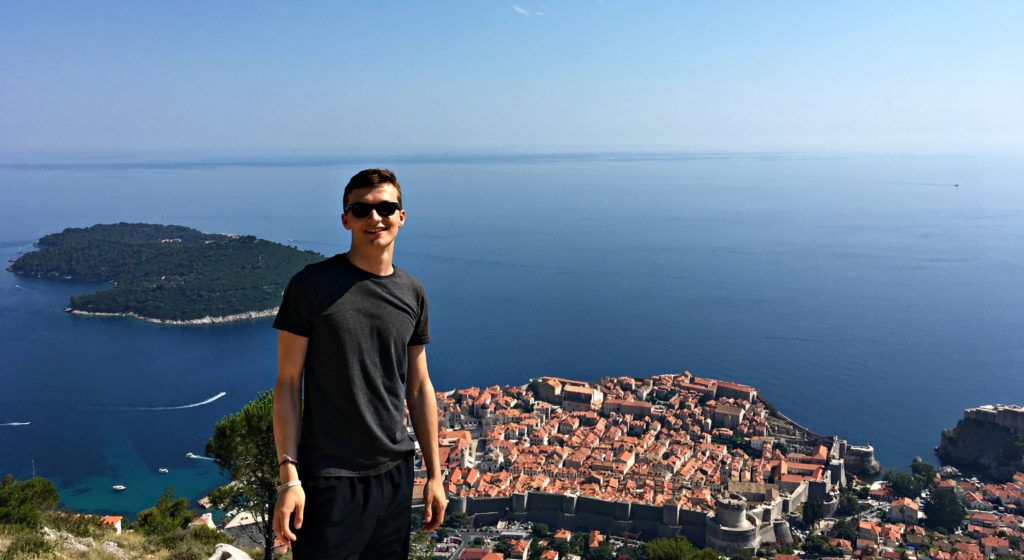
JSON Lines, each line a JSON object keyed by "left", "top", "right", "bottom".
{"left": 422, "top": 478, "right": 448, "bottom": 531}
{"left": 273, "top": 486, "right": 305, "bottom": 547}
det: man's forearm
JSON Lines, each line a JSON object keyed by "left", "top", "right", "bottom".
{"left": 408, "top": 381, "right": 441, "bottom": 479}
{"left": 273, "top": 378, "right": 302, "bottom": 482}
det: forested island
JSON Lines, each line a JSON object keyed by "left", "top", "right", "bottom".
{"left": 7, "top": 223, "right": 323, "bottom": 324}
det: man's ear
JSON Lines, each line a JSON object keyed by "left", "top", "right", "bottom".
{"left": 341, "top": 213, "right": 351, "bottom": 230}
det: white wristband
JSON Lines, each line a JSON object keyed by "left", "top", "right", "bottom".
{"left": 277, "top": 480, "right": 302, "bottom": 492}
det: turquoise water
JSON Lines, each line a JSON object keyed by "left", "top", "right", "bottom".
{"left": 1, "top": 152, "right": 1022, "bottom": 516}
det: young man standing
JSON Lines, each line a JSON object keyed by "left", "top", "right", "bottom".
{"left": 271, "top": 169, "right": 447, "bottom": 559}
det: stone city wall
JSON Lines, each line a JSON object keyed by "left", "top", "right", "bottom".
{"left": 966, "top": 405, "right": 1024, "bottom": 433}
{"left": 456, "top": 491, "right": 704, "bottom": 545}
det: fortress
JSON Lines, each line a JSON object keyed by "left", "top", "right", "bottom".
{"left": 435, "top": 461, "right": 844, "bottom": 554}
{"left": 936, "top": 404, "right": 1024, "bottom": 481}
{"left": 964, "top": 404, "right": 1024, "bottom": 433}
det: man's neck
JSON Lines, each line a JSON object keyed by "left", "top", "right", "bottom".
{"left": 346, "top": 246, "right": 395, "bottom": 276}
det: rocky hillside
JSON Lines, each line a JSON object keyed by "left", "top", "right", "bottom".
{"left": 936, "top": 412, "right": 1024, "bottom": 482}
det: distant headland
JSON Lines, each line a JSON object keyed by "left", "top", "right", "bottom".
{"left": 937, "top": 404, "right": 1024, "bottom": 481}
{"left": 7, "top": 223, "right": 323, "bottom": 324}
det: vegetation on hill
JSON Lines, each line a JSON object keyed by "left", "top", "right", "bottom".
{"left": 644, "top": 536, "right": 720, "bottom": 560}
{"left": 878, "top": 457, "right": 939, "bottom": 503}
{"left": 923, "top": 487, "right": 967, "bottom": 533}
{"left": 135, "top": 486, "right": 196, "bottom": 537}
{"left": 9, "top": 223, "right": 322, "bottom": 322}
{"left": 0, "top": 475, "right": 240, "bottom": 560}
{"left": 205, "top": 391, "right": 278, "bottom": 560}
{"left": 0, "top": 475, "right": 59, "bottom": 528}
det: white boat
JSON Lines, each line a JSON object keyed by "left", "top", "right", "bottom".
{"left": 112, "top": 485, "right": 126, "bottom": 492}
{"left": 158, "top": 468, "right": 169, "bottom": 474}
{"left": 185, "top": 452, "right": 199, "bottom": 459}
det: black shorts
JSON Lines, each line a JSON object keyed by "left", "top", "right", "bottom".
{"left": 292, "top": 454, "right": 414, "bottom": 560}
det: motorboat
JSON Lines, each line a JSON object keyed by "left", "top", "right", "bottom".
{"left": 158, "top": 468, "right": 169, "bottom": 474}
{"left": 112, "top": 485, "right": 126, "bottom": 492}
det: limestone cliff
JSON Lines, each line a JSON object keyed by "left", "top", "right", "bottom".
{"left": 936, "top": 405, "right": 1024, "bottom": 482}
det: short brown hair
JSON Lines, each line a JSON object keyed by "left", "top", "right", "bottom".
{"left": 343, "top": 168, "right": 402, "bottom": 207}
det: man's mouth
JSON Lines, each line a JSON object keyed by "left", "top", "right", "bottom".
{"left": 365, "top": 227, "right": 386, "bottom": 234}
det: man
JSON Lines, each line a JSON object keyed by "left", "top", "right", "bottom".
{"left": 271, "top": 168, "right": 447, "bottom": 559}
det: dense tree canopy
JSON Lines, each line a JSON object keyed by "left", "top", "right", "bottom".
{"left": 532, "top": 522, "right": 550, "bottom": 537}
{"left": 884, "top": 459, "right": 940, "bottom": 501}
{"left": 0, "top": 475, "right": 60, "bottom": 527}
{"left": 910, "top": 458, "right": 937, "bottom": 487}
{"left": 10, "top": 223, "right": 322, "bottom": 321}
{"left": 836, "top": 492, "right": 861, "bottom": 516}
{"left": 802, "top": 534, "right": 843, "bottom": 557}
{"left": 802, "top": 499, "right": 823, "bottom": 528}
{"left": 443, "top": 512, "right": 472, "bottom": 529}
{"left": 587, "top": 542, "right": 616, "bottom": 560}
{"left": 646, "top": 536, "right": 720, "bottom": 560}
{"left": 828, "top": 518, "right": 857, "bottom": 542}
{"left": 885, "top": 471, "right": 924, "bottom": 499}
{"left": 923, "top": 488, "right": 966, "bottom": 532}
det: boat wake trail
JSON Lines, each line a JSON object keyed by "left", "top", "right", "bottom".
{"left": 0, "top": 422, "right": 31, "bottom": 426}
{"left": 764, "top": 336, "right": 824, "bottom": 343}
{"left": 82, "top": 392, "right": 227, "bottom": 411}
{"left": 186, "top": 452, "right": 215, "bottom": 461}
{"left": 878, "top": 180, "right": 959, "bottom": 187}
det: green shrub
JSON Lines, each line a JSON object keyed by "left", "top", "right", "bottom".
{"left": 0, "top": 475, "right": 60, "bottom": 528}
{"left": 182, "top": 526, "right": 229, "bottom": 547}
{"left": 1, "top": 530, "right": 53, "bottom": 560}
{"left": 153, "top": 526, "right": 229, "bottom": 554}
{"left": 41, "top": 511, "right": 108, "bottom": 538}
{"left": 134, "top": 486, "right": 195, "bottom": 537}
{"left": 166, "top": 541, "right": 209, "bottom": 560}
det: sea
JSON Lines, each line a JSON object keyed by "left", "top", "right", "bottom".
{"left": 1, "top": 152, "right": 1022, "bottom": 517}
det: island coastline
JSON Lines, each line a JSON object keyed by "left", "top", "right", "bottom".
{"left": 64, "top": 306, "right": 280, "bottom": 325}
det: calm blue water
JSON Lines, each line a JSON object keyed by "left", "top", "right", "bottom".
{"left": 1, "top": 153, "right": 1022, "bottom": 516}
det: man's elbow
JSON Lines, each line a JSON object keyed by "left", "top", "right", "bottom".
{"left": 407, "top": 380, "right": 435, "bottom": 409}
{"left": 274, "top": 374, "right": 301, "bottom": 397}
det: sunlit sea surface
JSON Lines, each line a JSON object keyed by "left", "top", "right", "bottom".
{"left": 1, "top": 152, "right": 1022, "bottom": 516}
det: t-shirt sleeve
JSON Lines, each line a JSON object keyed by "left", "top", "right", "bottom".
{"left": 273, "top": 271, "right": 314, "bottom": 337}
{"left": 408, "top": 288, "right": 430, "bottom": 346}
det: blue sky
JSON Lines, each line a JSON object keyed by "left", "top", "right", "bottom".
{"left": 1, "top": 1, "right": 1021, "bottom": 156}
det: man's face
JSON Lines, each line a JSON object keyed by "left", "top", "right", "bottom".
{"left": 341, "top": 184, "right": 406, "bottom": 248}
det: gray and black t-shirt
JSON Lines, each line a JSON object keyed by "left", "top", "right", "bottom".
{"left": 273, "top": 253, "right": 429, "bottom": 476}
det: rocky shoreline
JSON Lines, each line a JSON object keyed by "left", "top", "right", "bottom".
{"left": 936, "top": 404, "right": 1024, "bottom": 481}
{"left": 64, "top": 307, "right": 279, "bottom": 325}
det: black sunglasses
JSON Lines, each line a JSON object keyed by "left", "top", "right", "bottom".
{"left": 344, "top": 201, "right": 402, "bottom": 218}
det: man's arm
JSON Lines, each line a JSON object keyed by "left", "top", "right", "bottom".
{"left": 273, "top": 330, "right": 308, "bottom": 547}
{"left": 406, "top": 344, "right": 447, "bottom": 531}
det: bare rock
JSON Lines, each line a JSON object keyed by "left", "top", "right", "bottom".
{"left": 41, "top": 526, "right": 95, "bottom": 552}
{"left": 102, "top": 540, "right": 130, "bottom": 560}
{"left": 208, "top": 543, "right": 254, "bottom": 560}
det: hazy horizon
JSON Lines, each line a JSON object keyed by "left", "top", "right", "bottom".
{"left": 3, "top": 149, "right": 1023, "bottom": 167}
{"left": 2, "top": 1, "right": 1022, "bottom": 156}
